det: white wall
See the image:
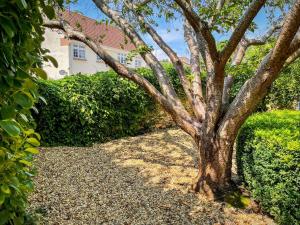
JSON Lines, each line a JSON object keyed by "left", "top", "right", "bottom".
{"left": 69, "top": 41, "right": 147, "bottom": 75}
{"left": 43, "top": 29, "right": 147, "bottom": 80}
{"left": 42, "top": 28, "right": 70, "bottom": 80}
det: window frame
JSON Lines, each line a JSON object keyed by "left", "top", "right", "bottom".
{"left": 135, "top": 59, "right": 142, "bottom": 68}
{"left": 118, "top": 53, "right": 127, "bottom": 64}
{"left": 73, "top": 44, "right": 86, "bottom": 60}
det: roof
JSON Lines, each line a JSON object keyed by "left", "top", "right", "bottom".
{"left": 62, "top": 10, "right": 136, "bottom": 51}
{"left": 179, "top": 56, "right": 190, "bottom": 65}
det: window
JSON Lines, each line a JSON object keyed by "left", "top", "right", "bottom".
{"left": 73, "top": 44, "right": 85, "bottom": 59}
{"left": 135, "top": 59, "right": 142, "bottom": 68}
{"left": 96, "top": 54, "right": 103, "bottom": 62}
{"left": 118, "top": 53, "right": 126, "bottom": 64}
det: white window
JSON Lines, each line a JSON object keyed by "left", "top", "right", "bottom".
{"left": 118, "top": 53, "right": 126, "bottom": 64}
{"left": 73, "top": 44, "right": 85, "bottom": 59}
{"left": 135, "top": 59, "right": 142, "bottom": 68}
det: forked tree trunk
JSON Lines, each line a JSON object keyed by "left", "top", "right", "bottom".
{"left": 192, "top": 135, "right": 235, "bottom": 199}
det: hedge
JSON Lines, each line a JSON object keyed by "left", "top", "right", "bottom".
{"left": 34, "top": 71, "right": 152, "bottom": 146}
{"left": 237, "top": 110, "right": 300, "bottom": 224}
{"left": 33, "top": 64, "right": 187, "bottom": 147}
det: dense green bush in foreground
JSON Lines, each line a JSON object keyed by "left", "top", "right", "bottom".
{"left": 0, "top": 0, "right": 62, "bottom": 223}
{"left": 237, "top": 111, "right": 300, "bottom": 224}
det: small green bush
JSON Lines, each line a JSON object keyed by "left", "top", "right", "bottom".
{"left": 237, "top": 110, "right": 300, "bottom": 224}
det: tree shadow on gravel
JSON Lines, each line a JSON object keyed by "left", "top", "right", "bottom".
{"left": 29, "top": 129, "right": 274, "bottom": 225}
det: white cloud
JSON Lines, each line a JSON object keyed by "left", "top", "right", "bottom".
{"left": 158, "top": 28, "right": 184, "bottom": 43}
{"left": 152, "top": 49, "right": 169, "bottom": 61}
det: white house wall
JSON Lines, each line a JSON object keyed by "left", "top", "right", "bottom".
{"left": 42, "top": 28, "right": 70, "bottom": 80}
{"left": 42, "top": 29, "right": 147, "bottom": 80}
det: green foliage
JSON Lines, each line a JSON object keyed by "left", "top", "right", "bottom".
{"left": 0, "top": 0, "right": 61, "bottom": 224}
{"left": 34, "top": 71, "right": 154, "bottom": 146}
{"left": 34, "top": 64, "right": 187, "bottom": 147}
{"left": 237, "top": 111, "right": 300, "bottom": 224}
{"left": 264, "top": 61, "right": 300, "bottom": 110}
{"left": 227, "top": 44, "right": 300, "bottom": 110}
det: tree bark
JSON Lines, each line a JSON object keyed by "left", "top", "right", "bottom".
{"left": 192, "top": 135, "right": 235, "bottom": 199}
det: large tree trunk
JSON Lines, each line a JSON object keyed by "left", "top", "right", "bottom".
{"left": 192, "top": 135, "right": 235, "bottom": 199}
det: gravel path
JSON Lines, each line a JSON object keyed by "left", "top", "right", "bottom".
{"left": 29, "top": 128, "right": 274, "bottom": 225}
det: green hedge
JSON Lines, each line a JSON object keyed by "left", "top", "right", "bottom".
{"left": 237, "top": 110, "right": 300, "bottom": 224}
{"left": 34, "top": 64, "right": 185, "bottom": 147}
{"left": 34, "top": 71, "right": 154, "bottom": 146}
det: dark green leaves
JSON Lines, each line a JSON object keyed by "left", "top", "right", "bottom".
{"left": 14, "top": 92, "right": 33, "bottom": 109}
{"left": 0, "top": 106, "right": 16, "bottom": 119}
{"left": 17, "top": 0, "right": 28, "bottom": 9}
{"left": 0, "top": 0, "right": 62, "bottom": 222}
{"left": 44, "top": 55, "right": 58, "bottom": 68}
{"left": 31, "top": 68, "right": 48, "bottom": 80}
{"left": 0, "top": 119, "right": 21, "bottom": 136}
{"left": 43, "top": 5, "right": 55, "bottom": 20}
{"left": 237, "top": 111, "right": 300, "bottom": 224}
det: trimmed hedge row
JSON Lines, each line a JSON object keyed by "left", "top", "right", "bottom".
{"left": 237, "top": 110, "right": 300, "bottom": 224}
{"left": 34, "top": 64, "right": 185, "bottom": 146}
{"left": 34, "top": 71, "right": 154, "bottom": 146}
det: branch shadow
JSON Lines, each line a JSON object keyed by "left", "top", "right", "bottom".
{"left": 29, "top": 129, "right": 274, "bottom": 225}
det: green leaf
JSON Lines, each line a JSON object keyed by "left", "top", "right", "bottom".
{"left": 0, "top": 119, "right": 21, "bottom": 136}
{"left": 31, "top": 68, "right": 48, "bottom": 80}
{"left": 0, "top": 22, "right": 14, "bottom": 38}
{"left": 26, "top": 137, "right": 40, "bottom": 146}
{"left": 43, "top": 5, "right": 55, "bottom": 20}
{"left": 25, "top": 147, "right": 39, "bottom": 154}
{"left": 0, "top": 106, "right": 16, "bottom": 119}
{"left": 19, "top": 113, "right": 29, "bottom": 122}
{"left": 44, "top": 55, "right": 58, "bottom": 68}
{"left": 19, "top": 159, "right": 32, "bottom": 167}
{"left": 17, "top": 0, "right": 28, "bottom": 9}
{"left": 14, "top": 92, "right": 33, "bottom": 108}
{"left": 1, "top": 185, "right": 11, "bottom": 195}
{"left": 0, "top": 194, "right": 5, "bottom": 205}
{"left": 39, "top": 96, "right": 48, "bottom": 105}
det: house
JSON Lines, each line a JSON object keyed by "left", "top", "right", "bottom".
{"left": 42, "top": 11, "right": 146, "bottom": 79}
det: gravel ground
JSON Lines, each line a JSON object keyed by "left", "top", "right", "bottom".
{"left": 29, "top": 128, "right": 275, "bottom": 225}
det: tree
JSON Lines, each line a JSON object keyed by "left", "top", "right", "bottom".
{"left": 44, "top": 0, "right": 300, "bottom": 199}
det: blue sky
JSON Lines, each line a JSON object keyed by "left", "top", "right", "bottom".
{"left": 67, "top": 0, "right": 271, "bottom": 60}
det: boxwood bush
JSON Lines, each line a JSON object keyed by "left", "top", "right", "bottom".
{"left": 237, "top": 110, "right": 300, "bottom": 224}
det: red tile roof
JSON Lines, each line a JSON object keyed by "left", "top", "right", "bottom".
{"left": 62, "top": 10, "right": 136, "bottom": 51}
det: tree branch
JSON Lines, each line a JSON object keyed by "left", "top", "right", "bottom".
{"left": 92, "top": 0, "right": 182, "bottom": 106}
{"left": 220, "top": 0, "right": 266, "bottom": 66}
{"left": 174, "top": 0, "right": 218, "bottom": 61}
{"left": 184, "top": 19, "right": 206, "bottom": 121}
{"left": 136, "top": 0, "right": 153, "bottom": 7}
{"left": 246, "top": 21, "right": 283, "bottom": 45}
{"left": 218, "top": 0, "right": 300, "bottom": 140}
{"left": 43, "top": 19, "right": 200, "bottom": 138}
{"left": 124, "top": 1, "right": 198, "bottom": 118}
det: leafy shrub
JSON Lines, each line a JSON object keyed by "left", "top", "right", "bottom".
{"left": 0, "top": 0, "right": 62, "bottom": 224}
{"left": 35, "top": 71, "right": 156, "bottom": 146}
{"left": 237, "top": 110, "right": 300, "bottom": 224}
{"left": 34, "top": 63, "right": 187, "bottom": 147}
{"left": 227, "top": 43, "right": 300, "bottom": 111}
